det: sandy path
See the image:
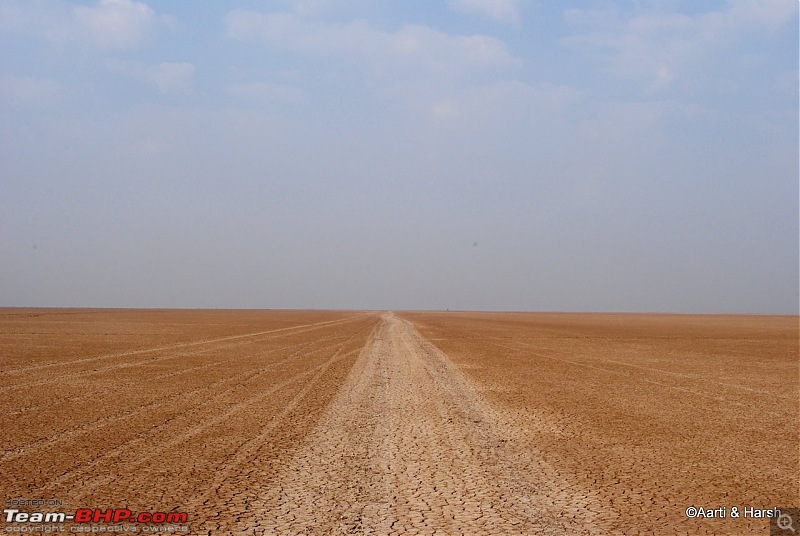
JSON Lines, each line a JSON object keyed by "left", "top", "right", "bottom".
{"left": 246, "top": 314, "right": 596, "bottom": 535}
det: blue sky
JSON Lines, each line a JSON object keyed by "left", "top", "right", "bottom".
{"left": 1, "top": 0, "right": 797, "bottom": 312}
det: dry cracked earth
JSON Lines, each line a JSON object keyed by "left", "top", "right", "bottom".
{"left": 1, "top": 309, "right": 797, "bottom": 535}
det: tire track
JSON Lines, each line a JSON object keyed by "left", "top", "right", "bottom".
{"left": 61, "top": 326, "right": 371, "bottom": 501}
{"left": 5, "top": 332, "right": 341, "bottom": 417}
{"left": 247, "top": 314, "right": 598, "bottom": 535}
{"left": 3, "top": 333, "right": 349, "bottom": 464}
{"left": 483, "top": 334, "right": 792, "bottom": 399}
{"left": 484, "top": 338, "right": 786, "bottom": 419}
{"left": 3, "top": 338, "right": 298, "bottom": 417}
{"left": 0, "top": 315, "right": 367, "bottom": 393}
{"left": 186, "top": 323, "right": 379, "bottom": 533}
{"left": 1, "top": 313, "right": 366, "bottom": 376}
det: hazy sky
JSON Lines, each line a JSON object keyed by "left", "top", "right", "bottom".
{"left": 1, "top": 0, "right": 797, "bottom": 313}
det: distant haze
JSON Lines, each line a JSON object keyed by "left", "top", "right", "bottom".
{"left": 1, "top": 1, "right": 797, "bottom": 313}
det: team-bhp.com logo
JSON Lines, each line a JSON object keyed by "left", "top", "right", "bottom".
{"left": 4, "top": 508, "right": 188, "bottom": 524}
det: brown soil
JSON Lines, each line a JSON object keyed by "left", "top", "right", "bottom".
{"left": 402, "top": 311, "right": 799, "bottom": 535}
{"left": 1, "top": 309, "right": 797, "bottom": 535}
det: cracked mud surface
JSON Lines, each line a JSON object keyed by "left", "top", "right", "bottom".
{"left": 1, "top": 309, "right": 797, "bottom": 535}
{"left": 248, "top": 314, "right": 591, "bottom": 535}
{"left": 403, "top": 312, "right": 799, "bottom": 536}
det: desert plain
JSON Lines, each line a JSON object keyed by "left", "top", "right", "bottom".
{"left": 0, "top": 308, "right": 797, "bottom": 535}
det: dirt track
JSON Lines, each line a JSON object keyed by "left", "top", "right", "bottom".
{"left": 246, "top": 314, "right": 591, "bottom": 534}
{"left": 1, "top": 309, "right": 797, "bottom": 535}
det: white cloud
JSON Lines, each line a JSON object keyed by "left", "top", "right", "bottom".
{"left": 773, "top": 69, "right": 799, "bottom": 99}
{"left": 448, "top": 0, "right": 522, "bottom": 25}
{"left": 442, "top": 80, "right": 579, "bottom": 121}
{"left": 225, "top": 10, "right": 519, "bottom": 76}
{"left": 0, "top": 2, "right": 64, "bottom": 36}
{"left": 729, "top": 0, "right": 798, "bottom": 32}
{"left": 73, "top": 0, "right": 157, "bottom": 48}
{"left": 287, "top": 0, "right": 373, "bottom": 18}
{"left": 226, "top": 82, "right": 305, "bottom": 105}
{"left": 564, "top": 1, "right": 798, "bottom": 90}
{"left": 108, "top": 60, "right": 194, "bottom": 93}
{"left": 0, "top": 0, "right": 164, "bottom": 49}
{"left": 0, "top": 76, "right": 62, "bottom": 107}
{"left": 432, "top": 99, "right": 459, "bottom": 121}
{"left": 145, "top": 62, "right": 194, "bottom": 93}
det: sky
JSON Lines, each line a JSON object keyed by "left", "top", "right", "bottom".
{"left": 0, "top": 0, "right": 797, "bottom": 313}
